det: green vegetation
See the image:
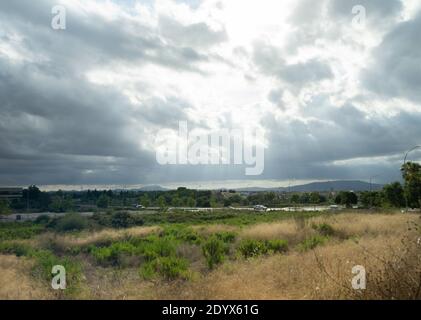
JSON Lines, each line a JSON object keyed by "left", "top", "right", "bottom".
{"left": 0, "top": 223, "right": 44, "bottom": 241}
{"left": 312, "top": 223, "right": 335, "bottom": 237}
{"left": 299, "top": 235, "right": 328, "bottom": 251}
{"left": 202, "top": 237, "right": 227, "bottom": 269}
{"left": 5, "top": 163, "right": 420, "bottom": 216}
{"left": 0, "top": 241, "right": 82, "bottom": 296}
{"left": 0, "top": 199, "right": 11, "bottom": 215}
{"left": 237, "top": 239, "right": 288, "bottom": 258}
{"left": 139, "top": 256, "right": 189, "bottom": 280}
{"left": 335, "top": 191, "right": 358, "bottom": 208}
{"left": 51, "top": 213, "right": 88, "bottom": 233}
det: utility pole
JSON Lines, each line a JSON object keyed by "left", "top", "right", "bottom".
{"left": 369, "top": 175, "right": 379, "bottom": 209}
{"left": 403, "top": 146, "right": 421, "bottom": 212}
{"left": 26, "top": 187, "right": 29, "bottom": 213}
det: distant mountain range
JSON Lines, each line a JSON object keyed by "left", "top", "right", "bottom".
{"left": 128, "top": 180, "right": 383, "bottom": 192}
{"left": 235, "top": 180, "right": 383, "bottom": 192}
{"left": 136, "top": 185, "right": 170, "bottom": 192}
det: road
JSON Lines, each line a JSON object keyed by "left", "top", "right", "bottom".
{"left": 0, "top": 205, "right": 342, "bottom": 222}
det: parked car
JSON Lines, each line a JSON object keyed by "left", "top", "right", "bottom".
{"left": 253, "top": 205, "right": 268, "bottom": 212}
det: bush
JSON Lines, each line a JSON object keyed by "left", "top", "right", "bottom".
{"left": 202, "top": 237, "right": 227, "bottom": 269}
{"left": 139, "top": 257, "right": 189, "bottom": 280}
{"left": 312, "top": 223, "right": 335, "bottom": 237}
{"left": 0, "top": 243, "right": 82, "bottom": 296}
{"left": 237, "top": 239, "right": 288, "bottom": 258}
{"left": 91, "top": 241, "right": 137, "bottom": 266}
{"left": 237, "top": 239, "right": 268, "bottom": 258}
{"left": 51, "top": 214, "right": 88, "bottom": 233}
{"left": 215, "top": 231, "right": 237, "bottom": 243}
{"left": 90, "top": 236, "right": 177, "bottom": 266}
{"left": 111, "top": 212, "right": 132, "bottom": 229}
{"left": 161, "top": 226, "right": 201, "bottom": 244}
{"left": 0, "top": 223, "right": 44, "bottom": 241}
{"left": 141, "top": 236, "right": 177, "bottom": 261}
{"left": 34, "top": 215, "right": 51, "bottom": 225}
{"left": 299, "top": 235, "right": 327, "bottom": 251}
{"left": 0, "top": 242, "right": 34, "bottom": 257}
{"left": 266, "top": 239, "right": 288, "bottom": 253}
{"left": 139, "top": 261, "right": 156, "bottom": 279}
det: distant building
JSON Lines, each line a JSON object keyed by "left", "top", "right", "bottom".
{"left": 0, "top": 187, "right": 23, "bottom": 199}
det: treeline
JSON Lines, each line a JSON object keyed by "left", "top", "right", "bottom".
{"left": 0, "top": 162, "right": 419, "bottom": 214}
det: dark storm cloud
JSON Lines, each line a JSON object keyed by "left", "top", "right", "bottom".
{"left": 253, "top": 43, "right": 332, "bottom": 87}
{"left": 0, "top": 0, "right": 420, "bottom": 187}
{"left": 0, "top": 0, "right": 224, "bottom": 185}
{"left": 261, "top": 100, "right": 421, "bottom": 182}
{"left": 0, "top": 0, "right": 218, "bottom": 75}
{"left": 363, "top": 13, "right": 421, "bottom": 103}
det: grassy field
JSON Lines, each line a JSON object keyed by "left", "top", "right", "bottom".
{"left": 0, "top": 210, "right": 420, "bottom": 300}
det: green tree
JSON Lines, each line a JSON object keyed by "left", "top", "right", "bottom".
{"left": 291, "top": 194, "right": 300, "bottom": 204}
{"left": 0, "top": 199, "right": 11, "bottom": 215}
{"left": 139, "top": 194, "right": 151, "bottom": 207}
{"left": 97, "top": 194, "right": 110, "bottom": 209}
{"left": 335, "top": 191, "right": 358, "bottom": 208}
{"left": 300, "top": 193, "right": 310, "bottom": 204}
{"left": 171, "top": 196, "right": 183, "bottom": 207}
{"left": 310, "top": 192, "right": 321, "bottom": 204}
{"left": 382, "top": 182, "right": 405, "bottom": 208}
{"left": 360, "top": 191, "right": 382, "bottom": 208}
{"left": 157, "top": 195, "right": 167, "bottom": 209}
{"left": 264, "top": 192, "right": 276, "bottom": 205}
{"left": 186, "top": 197, "right": 196, "bottom": 208}
{"left": 401, "top": 162, "right": 421, "bottom": 208}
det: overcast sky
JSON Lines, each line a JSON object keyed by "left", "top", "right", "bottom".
{"left": 1, "top": 0, "right": 421, "bottom": 188}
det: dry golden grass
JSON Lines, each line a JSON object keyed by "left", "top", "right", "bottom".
{"left": 1, "top": 212, "right": 419, "bottom": 300}
{"left": 151, "top": 235, "right": 407, "bottom": 300}
{"left": 0, "top": 255, "right": 53, "bottom": 300}
{"left": 240, "top": 212, "right": 418, "bottom": 244}
{"left": 317, "top": 212, "right": 414, "bottom": 238}
{"left": 239, "top": 220, "right": 314, "bottom": 246}
{"left": 36, "top": 225, "right": 161, "bottom": 250}
{"left": 193, "top": 224, "right": 239, "bottom": 237}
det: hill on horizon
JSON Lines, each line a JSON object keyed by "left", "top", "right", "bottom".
{"left": 235, "top": 180, "right": 383, "bottom": 192}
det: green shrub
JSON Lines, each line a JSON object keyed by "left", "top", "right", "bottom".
{"left": 161, "top": 226, "right": 201, "bottom": 244}
{"left": 111, "top": 211, "right": 144, "bottom": 229}
{"left": 237, "top": 239, "right": 268, "bottom": 258}
{"left": 266, "top": 239, "right": 288, "bottom": 253}
{"left": 90, "top": 236, "right": 177, "bottom": 266}
{"left": 139, "top": 261, "right": 157, "bottom": 279}
{"left": 0, "top": 223, "right": 44, "bottom": 241}
{"left": 140, "top": 257, "right": 189, "bottom": 280}
{"left": 0, "top": 242, "right": 34, "bottom": 257}
{"left": 53, "top": 214, "right": 88, "bottom": 233}
{"left": 91, "top": 241, "right": 137, "bottom": 266}
{"left": 299, "top": 235, "right": 327, "bottom": 251}
{"left": 215, "top": 231, "right": 237, "bottom": 243}
{"left": 312, "top": 223, "right": 335, "bottom": 236}
{"left": 202, "top": 237, "right": 226, "bottom": 269}
{"left": 0, "top": 243, "right": 82, "bottom": 296}
{"left": 34, "top": 215, "right": 51, "bottom": 225}
{"left": 31, "top": 249, "right": 83, "bottom": 296}
{"left": 237, "top": 239, "right": 288, "bottom": 258}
